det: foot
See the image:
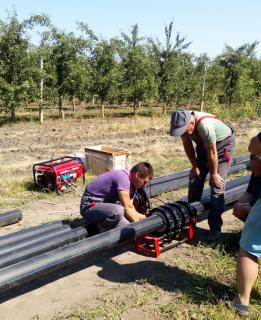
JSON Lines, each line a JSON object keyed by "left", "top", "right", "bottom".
{"left": 226, "top": 299, "right": 249, "bottom": 316}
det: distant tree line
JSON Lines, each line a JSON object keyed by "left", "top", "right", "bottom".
{"left": 0, "top": 11, "right": 260, "bottom": 120}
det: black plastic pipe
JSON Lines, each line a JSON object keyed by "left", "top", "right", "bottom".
{"left": 0, "top": 225, "right": 71, "bottom": 256}
{"left": 0, "top": 215, "right": 164, "bottom": 292}
{"left": 179, "top": 175, "right": 250, "bottom": 203}
{"left": 149, "top": 154, "right": 249, "bottom": 185}
{"left": 0, "top": 176, "right": 248, "bottom": 292}
{"left": 190, "top": 183, "right": 248, "bottom": 214}
{"left": 145, "top": 155, "right": 249, "bottom": 197}
{"left": 0, "top": 227, "right": 87, "bottom": 269}
{"left": 0, "top": 209, "right": 22, "bottom": 227}
{"left": 0, "top": 221, "right": 65, "bottom": 247}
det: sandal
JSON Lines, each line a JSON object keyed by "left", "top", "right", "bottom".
{"left": 226, "top": 299, "right": 249, "bottom": 316}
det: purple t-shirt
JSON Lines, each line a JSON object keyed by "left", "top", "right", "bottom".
{"left": 84, "top": 169, "right": 134, "bottom": 203}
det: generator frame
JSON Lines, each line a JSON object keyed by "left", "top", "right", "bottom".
{"left": 33, "top": 156, "right": 85, "bottom": 194}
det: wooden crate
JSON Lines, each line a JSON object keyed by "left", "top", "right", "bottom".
{"left": 85, "top": 145, "right": 130, "bottom": 174}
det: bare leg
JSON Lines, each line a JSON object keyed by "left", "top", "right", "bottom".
{"left": 234, "top": 248, "right": 259, "bottom": 306}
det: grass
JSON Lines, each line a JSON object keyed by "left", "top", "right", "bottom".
{"left": 52, "top": 244, "right": 261, "bottom": 319}
{"left": 0, "top": 177, "right": 55, "bottom": 207}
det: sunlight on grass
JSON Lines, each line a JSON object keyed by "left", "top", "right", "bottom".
{"left": 0, "top": 177, "right": 57, "bottom": 208}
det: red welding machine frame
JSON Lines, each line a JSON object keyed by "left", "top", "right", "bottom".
{"left": 135, "top": 218, "right": 196, "bottom": 258}
{"left": 33, "top": 156, "right": 85, "bottom": 194}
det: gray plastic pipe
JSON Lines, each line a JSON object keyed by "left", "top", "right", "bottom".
{"left": 0, "top": 221, "right": 65, "bottom": 247}
{"left": 0, "top": 178, "right": 248, "bottom": 292}
{"left": 0, "top": 225, "right": 71, "bottom": 256}
{"left": 145, "top": 156, "right": 249, "bottom": 197}
{"left": 0, "top": 227, "right": 87, "bottom": 268}
{"left": 0, "top": 209, "right": 22, "bottom": 227}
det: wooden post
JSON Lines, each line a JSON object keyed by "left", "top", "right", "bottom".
{"left": 39, "top": 57, "right": 44, "bottom": 124}
{"left": 200, "top": 64, "right": 207, "bottom": 112}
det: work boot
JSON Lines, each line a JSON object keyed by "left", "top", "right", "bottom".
{"left": 207, "top": 230, "right": 221, "bottom": 243}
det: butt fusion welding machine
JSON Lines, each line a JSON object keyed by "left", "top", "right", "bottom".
{"left": 33, "top": 156, "right": 85, "bottom": 194}
{"left": 134, "top": 195, "right": 197, "bottom": 257}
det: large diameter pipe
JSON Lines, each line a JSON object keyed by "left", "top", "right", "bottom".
{"left": 191, "top": 183, "right": 248, "bottom": 215}
{"left": 179, "top": 175, "right": 250, "bottom": 203}
{"left": 0, "top": 215, "right": 164, "bottom": 292}
{"left": 0, "top": 209, "right": 22, "bottom": 227}
{"left": 145, "top": 161, "right": 250, "bottom": 197}
{"left": 0, "top": 177, "right": 248, "bottom": 292}
{"left": 148, "top": 155, "right": 249, "bottom": 186}
{"left": 0, "top": 225, "right": 71, "bottom": 256}
{"left": 0, "top": 227, "right": 87, "bottom": 269}
{"left": 0, "top": 221, "right": 65, "bottom": 247}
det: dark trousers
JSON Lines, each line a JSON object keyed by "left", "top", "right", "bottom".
{"left": 80, "top": 203, "right": 130, "bottom": 230}
{"left": 188, "top": 134, "right": 235, "bottom": 232}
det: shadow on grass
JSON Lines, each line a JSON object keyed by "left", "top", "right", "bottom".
{"left": 0, "top": 115, "right": 40, "bottom": 127}
{"left": 192, "top": 225, "right": 241, "bottom": 257}
{"left": 24, "top": 181, "right": 40, "bottom": 192}
{"left": 24, "top": 180, "right": 58, "bottom": 194}
{"left": 0, "top": 237, "right": 235, "bottom": 305}
{"left": 96, "top": 258, "right": 234, "bottom": 303}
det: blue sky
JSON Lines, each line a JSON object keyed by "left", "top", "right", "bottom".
{"left": 1, "top": 0, "right": 261, "bottom": 58}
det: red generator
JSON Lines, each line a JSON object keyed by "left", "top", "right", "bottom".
{"left": 33, "top": 156, "right": 85, "bottom": 194}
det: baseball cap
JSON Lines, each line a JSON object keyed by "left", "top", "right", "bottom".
{"left": 169, "top": 109, "right": 192, "bottom": 136}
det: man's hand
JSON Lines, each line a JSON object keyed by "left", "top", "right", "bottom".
{"left": 118, "top": 190, "right": 145, "bottom": 222}
{"left": 189, "top": 166, "right": 200, "bottom": 178}
{"left": 209, "top": 173, "right": 224, "bottom": 188}
{"left": 248, "top": 134, "right": 261, "bottom": 155}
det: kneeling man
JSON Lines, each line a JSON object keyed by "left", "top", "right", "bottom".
{"left": 80, "top": 162, "right": 153, "bottom": 231}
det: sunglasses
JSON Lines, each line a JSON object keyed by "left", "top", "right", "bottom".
{"left": 250, "top": 154, "right": 261, "bottom": 161}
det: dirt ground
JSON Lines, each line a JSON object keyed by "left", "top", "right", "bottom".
{"left": 0, "top": 116, "right": 260, "bottom": 319}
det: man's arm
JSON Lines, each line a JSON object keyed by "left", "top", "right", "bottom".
{"left": 248, "top": 133, "right": 261, "bottom": 155}
{"left": 233, "top": 192, "right": 256, "bottom": 222}
{"left": 181, "top": 136, "right": 197, "bottom": 167}
{"left": 118, "top": 190, "right": 145, "bottom": 222}
{"left": 205, "top": 142, "right": 224, "bottom": 187}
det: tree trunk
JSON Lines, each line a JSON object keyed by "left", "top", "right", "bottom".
{"left": 25, "top": 99, "right": 30, "bottom": 108}
{"left": 133, "top": 103, "right": 137, "bottom": 116}
{"left": 162, "top": 102, "right": 167, "bottom": 115}
{"left": 58, "top": 96, "right": 64, "bottom": 118}
{"left": 11, "top": 107, "right": 16, "bottom": 121}
{"left": 39, "top": 57, "right": 44, "bottom": 124}
{"left": 80, "top": 101, "right": 85, "bottom": 109}
{"left": 39, "top": 103, "right": 44, "bottom": 124}
{"left": 72, "top": 96, "right": 76, "bottom": 112}
{"left": 92, "top": 96, "right": 95, "bottom": 107}
{"left": 138, "top": 100, "right": 141, "bottom": 108}
{"left": 101, "top": 103, "right": 105, "bottom": 119}
{"left": 200, "top": 64, "right": 207, "bottom": 112}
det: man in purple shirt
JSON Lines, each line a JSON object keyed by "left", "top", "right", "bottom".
{"left": 80, "top": 162, "right": 154, "bottom": 232}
